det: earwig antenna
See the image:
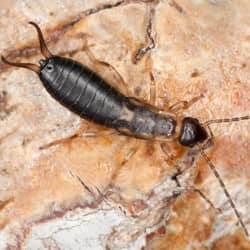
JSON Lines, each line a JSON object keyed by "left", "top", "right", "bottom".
{"left": 199, "top": 149, "right": 249, "bottom": 236}
{"left": 203, "top": 115, "right": 250, "bottom": 126}
{"left": 29, "top": 22, "right": 53, "bottom": 59}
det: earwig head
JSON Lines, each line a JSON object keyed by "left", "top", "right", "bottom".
{"left": 179, "top": 117, "right": 208, "bottom": 147}
{"left": 1, "top": 22, "right": 52, "bottom": 73}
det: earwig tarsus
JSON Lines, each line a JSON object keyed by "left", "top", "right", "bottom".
{"left": 1, "top": 22, "right": 250, "bottom": 236}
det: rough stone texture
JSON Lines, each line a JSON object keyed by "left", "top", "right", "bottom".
{"left": 0, "top": 0, "right": 249, "bottom": 249}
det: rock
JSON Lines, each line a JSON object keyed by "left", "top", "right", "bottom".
{"left": 0, "top": 0, "right": 249, "bottom": 249}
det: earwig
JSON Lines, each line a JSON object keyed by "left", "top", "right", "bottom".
{"left": 2, "top": 22, "right": 250, "bottom": 236}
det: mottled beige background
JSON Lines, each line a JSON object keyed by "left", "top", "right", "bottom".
{"left": 0, "top": 0, "right": 249, "bottom": 249}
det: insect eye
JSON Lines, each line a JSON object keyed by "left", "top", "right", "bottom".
{"left": 46, "top": 64, "right": 54, "bottom": 71}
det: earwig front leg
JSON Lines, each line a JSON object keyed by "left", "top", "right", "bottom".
{"left": 169, "top": 94, "right": 204, "bottom": 113}
{"left": 160, "top": 142, "right": 186, "bottom": 174}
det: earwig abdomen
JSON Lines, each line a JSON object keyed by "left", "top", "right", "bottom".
{"left": 40, "top": 56, "right": 126, "bottom": 126}
{"left": 39, "top": 56, "right": 177, "bottom": 139}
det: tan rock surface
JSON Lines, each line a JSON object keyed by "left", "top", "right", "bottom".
{"left": 0, "top": 0, "right": 249, "bottom": 249}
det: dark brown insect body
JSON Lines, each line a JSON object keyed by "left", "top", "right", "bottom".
{"left": 39, "top": 55, "right": 208, "bottom": 147}
{"left": 39, "top": 56, "right": 177, "bottom": 140}
{"left": 2, "top": 22, "right": 249, "bottom": 236}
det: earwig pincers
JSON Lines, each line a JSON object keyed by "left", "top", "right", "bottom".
{"left": 2, "top": 22, "right": 250, "bottom": 236}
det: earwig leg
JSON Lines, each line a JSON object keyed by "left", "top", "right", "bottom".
{"left": 160, "top": 142, "right": 186, "bottom": 173}
{"left": 111, "top": 139, "right": 140, "bottom": 183}
{"left": 121, "top": 141, "right": 139, "bottom": 166}
{"left": 39, "top": 133, "right": 79, "bottom": 150}
{"left": 127, "top": 96, "right": 142, "bottom": 105}
{"left": 169, "top": 94, "right": 204, "bottom": 113}
{"left": 62, "top": 32, "right": 129, "bottom": 96}
{"left": 133, "top": 2, "right": 156, "bottom": 64}
{"left": 148, "top": 71, "right": 157, "bottom": 106}
{"left": 160, "top": 142, "right": 194, "bottom": 187}
{"left": 83, "top": 46, "right": 129, "bottom": 96}
{"left": 39, "top": 129, "right": 116, "bottom": 150}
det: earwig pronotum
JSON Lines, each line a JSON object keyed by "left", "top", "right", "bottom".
{"left": 1, "top": 22, "right": 250, "bottom": 236}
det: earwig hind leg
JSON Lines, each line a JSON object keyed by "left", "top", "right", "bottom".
{"left": 148, "top": 71, "right": 157, "bottom": 106}
{"left": 61, "top": 32, "right": 129, "bottom": 96}
{"left": 39, "top": 122, "right": 90, "bottom": 149}
{"left": 133, "top": 2, "right": 156, "bottom": 64}
{"left": 39, "top": 128, "right": 117, "bottom": 150}
{"left": 83, "top": 45, "right": 129, "bottom": 96}
{"left": 121, "top": 140, "right": 139, "bottom": 166}
{"left": 39, "top": 133, "right": 78, "bottom": 150}
{"left": 169, "top": 94, "right": 204, "bottom": 113}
